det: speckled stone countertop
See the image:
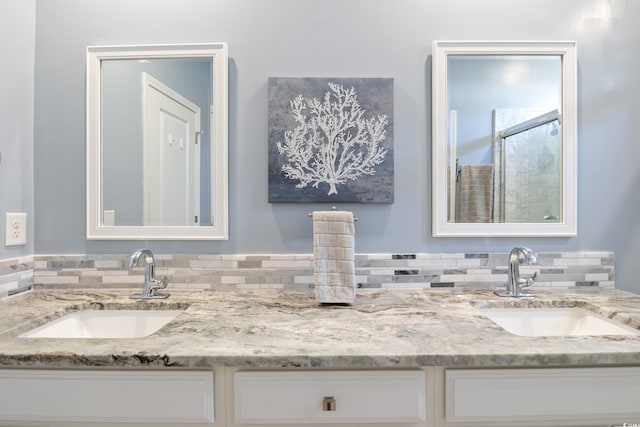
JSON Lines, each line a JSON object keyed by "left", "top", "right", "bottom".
{"left": 1, "top": 288, "right": 640, "bottom": 369}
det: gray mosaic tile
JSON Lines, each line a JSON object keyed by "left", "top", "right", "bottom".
{"left": 431, "top": 282, "right": 455, "bottom": 288}
{"left": 0, "top": 251, "right": 617, "bottom": 300}
{"left": 392, "top": 254, "right": 417, "bottom": 259}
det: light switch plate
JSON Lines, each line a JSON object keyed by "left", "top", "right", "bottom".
{"left": 5, "top": 213, "right": 27, "bottom": 246}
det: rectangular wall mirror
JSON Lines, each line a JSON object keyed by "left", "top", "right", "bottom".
{"left": 432, "top": 41, "right": 577, "bottom": 237}
{"left": 86, "top": 43, "right": 228, "bottom": 240}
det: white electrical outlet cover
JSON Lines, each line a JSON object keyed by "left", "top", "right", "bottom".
{"left": 5, "top": 213, "right": 27, "bottom": 246}
{"left": 103, "top": 210, "right": 116, "bottom": 226}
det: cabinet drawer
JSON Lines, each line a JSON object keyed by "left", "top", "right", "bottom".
{"left": 234, "top": 370, "right": 426, "bottom": 424}
{"left": 0, "top": 369, "right": 214, "bottom": 424}
{"left": 446, "top": 367, "right": 640, "bottom": 422}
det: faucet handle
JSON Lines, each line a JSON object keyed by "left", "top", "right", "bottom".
{"left": 148, "top": 276, "right": 169, "bottom": 295}
{"left": 519, "top": 271, "right": 538, "bottom": 288}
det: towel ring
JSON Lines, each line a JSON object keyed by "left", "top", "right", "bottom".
{"left": 308, "top": 206, "right": 358, "bottom": 221}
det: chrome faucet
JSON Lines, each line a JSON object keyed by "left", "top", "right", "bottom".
{"left": 128, "top": 249, "right": 169, "bottom": 299}
{"left": 495, "top": 247, "right": 538, "bottom": 298}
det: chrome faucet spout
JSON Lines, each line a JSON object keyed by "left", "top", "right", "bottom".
{"left": 496, "top": 247, "right": 538, "bottom": 298}
{"left": 128, "top": 249, "right": 170, "bottom": 300}
{"left": 129, "top": 249, "right": 155, "bottom": 284}
{"left": 128, "top": 248, "right": 153, "bottom": 268}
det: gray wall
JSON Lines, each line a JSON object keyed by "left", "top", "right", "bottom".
{"left": 0, "top": 0, "right": 35, "bottom": 259}
{"left": 29, "top": 0, "right": 640, "bottom": 293}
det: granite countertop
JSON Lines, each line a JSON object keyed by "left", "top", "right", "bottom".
{"left": 1, "top": 288, "right": 640, "bottom": 369}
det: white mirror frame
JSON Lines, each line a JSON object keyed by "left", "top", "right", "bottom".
{"left": 432, "top": 41, "right": 577, "bottom": 237}
{"left": 86, "top": 43, "right": 228, "bottom": 240}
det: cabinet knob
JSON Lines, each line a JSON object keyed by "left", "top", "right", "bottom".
{"left": 322, "top": 396, "right": 336, "bottom": 411}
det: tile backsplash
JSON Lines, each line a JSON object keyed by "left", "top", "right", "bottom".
{"left": 0, "top": 256, "right": 34, "bottom": 298}
{"left": 3, "top": 251, "right": 612, "bottom": 295}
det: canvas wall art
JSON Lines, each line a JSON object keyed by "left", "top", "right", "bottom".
{"left": 268, "top": 77, "right": 394, "bottom": 203}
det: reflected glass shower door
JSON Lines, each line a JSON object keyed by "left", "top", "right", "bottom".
{"left": 493, "top": 109, "right": 562, "bottom": 223}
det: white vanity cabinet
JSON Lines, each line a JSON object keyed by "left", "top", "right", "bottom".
{"left": 436, "top": 366, "right": 640, "bottom": 427}
{"left": 0, "top": 369, "right": 219, "bottom": 426}
{"left": 2, "top": 366, "right": 640, "bottom": 427}
{"left": 231, "top": 370, "right": 427, "bottom": 425}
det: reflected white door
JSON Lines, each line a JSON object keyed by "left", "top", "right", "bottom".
{"left": 143, "top": 73, "right": 200, "bottom": 226}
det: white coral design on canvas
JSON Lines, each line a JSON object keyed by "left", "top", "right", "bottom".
{"left": 276, "top": 82, "right": 388, "bottom": 195}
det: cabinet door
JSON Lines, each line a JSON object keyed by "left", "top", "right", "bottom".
{"left": 446, "top": 367, "right": 640, "bottom": 422}
{"left": 0, "top": 369, "right": 214, "bottom": 424}
{"left": 234, "top": 370, "right": 426, "bottom": 424}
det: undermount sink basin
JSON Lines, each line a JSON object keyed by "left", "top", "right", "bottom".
{"left": 19, "top": 310, "right": 183, "bottom": 339}
{"left": 478, "top": 307, "right": 640, "bottom": 337}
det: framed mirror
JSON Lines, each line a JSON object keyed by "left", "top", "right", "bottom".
{"left": 432, "top": 41, "right": 577, "bottom": 237}
{"left": 86, "top": 43, "right": 228, "bottom": 240}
